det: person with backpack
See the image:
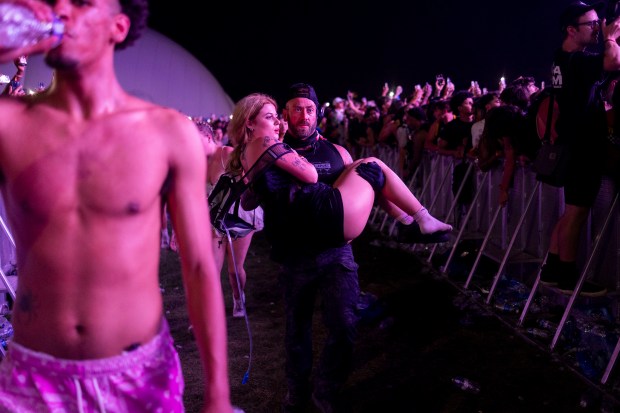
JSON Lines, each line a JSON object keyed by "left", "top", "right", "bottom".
{"left": 539, "top": 1, "right": 620, "bottom": 297}
{"left": 197, "top": 120, "right": 263, "bottom": 318}
{"left": 227, "top": 86, "right": 451, "bottom": 412}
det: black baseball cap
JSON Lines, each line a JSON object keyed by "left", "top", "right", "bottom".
{"left": 285, "top": 83, "right": 320, "bottom": 110}
{"left": 560, "top": 1, "right": 605, "bottom": 31}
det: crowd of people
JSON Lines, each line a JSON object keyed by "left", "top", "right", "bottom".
{"left": 1, "top": 0, "right": 620, "bottom": 413}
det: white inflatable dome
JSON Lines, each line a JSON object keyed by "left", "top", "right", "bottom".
{"left": 0, "top": 29, "right": 234, "bottom": 117}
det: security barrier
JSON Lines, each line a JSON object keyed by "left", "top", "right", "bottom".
{"left": 370, "top": 148, "right": 620, "bottom": 387}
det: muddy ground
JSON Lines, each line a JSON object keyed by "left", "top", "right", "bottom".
{"left": 159, "top": 228, "right": 617, "bottom": 413}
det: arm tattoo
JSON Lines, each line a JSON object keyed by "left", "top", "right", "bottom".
{"left": 261, "top": 136, "right": 277, "bottom": 147}
{"left": 291, "top": 157, "right": 306, "bottom": 169}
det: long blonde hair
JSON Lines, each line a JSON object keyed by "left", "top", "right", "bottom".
{"left": 227, "top": 93, "right": 278, "bottom": 175}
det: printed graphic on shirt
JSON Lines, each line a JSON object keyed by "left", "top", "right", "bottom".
{"left": 552, "top": 63, "right": 562, "bottom": 89}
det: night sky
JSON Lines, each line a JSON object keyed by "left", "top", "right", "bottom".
{"left": 147, "top": 0, "right": 574, "bottom": 105}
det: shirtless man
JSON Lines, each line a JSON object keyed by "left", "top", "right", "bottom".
{"left": 0, "top": 0, "right": 232, "bottom": 412}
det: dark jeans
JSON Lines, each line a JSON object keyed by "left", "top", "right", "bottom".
{"left": 279, "top": 244, "right": 360, "bottom": 402}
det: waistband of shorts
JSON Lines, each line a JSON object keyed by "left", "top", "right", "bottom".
{"left": 6, "top": 318, "right": 174, "bottom": 377}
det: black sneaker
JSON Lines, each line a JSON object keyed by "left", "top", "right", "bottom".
{"left": 557, "top": 279, "right": 607, "bottom": 298}
{"left": 396, "top": 222, "right": 450, "bottom": 244}
{"left": 539, "top": 263, "right": 560, "bottom": 286}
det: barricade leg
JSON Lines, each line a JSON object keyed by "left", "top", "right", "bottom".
{"left": 463, "top": 205, "right": 503, "bottom": 290}
{"left": 518, "top": 254, "right": 546, "bottom": 327}
{"left": 602, "top": 334, "right": 620, "bottom": 384}
{"left": 550, "top": 192, "right": 619, "bottom": 351}
{"left": 439, "top": 172, "right": 490, "bottom": 275}
{"left": 485, "top": 181, "right": 542, "bottom": 304}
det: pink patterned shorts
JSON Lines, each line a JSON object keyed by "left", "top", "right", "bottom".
{"left": 0, "top": 319, "right": 184, "bottom": 412}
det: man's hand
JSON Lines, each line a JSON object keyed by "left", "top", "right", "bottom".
{"left": 0, "top": 0, "right": 61, "bottom": 63}
{"left": 356, "top": 161, "right": 385, "bottom": 191}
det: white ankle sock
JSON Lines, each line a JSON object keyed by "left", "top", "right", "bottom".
{"left": 413, "top": 208, "right": 452, "bottom": 234}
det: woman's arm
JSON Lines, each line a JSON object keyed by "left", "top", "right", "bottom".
{"left": 247, "top": 135, "right": 317, "bottom": 184}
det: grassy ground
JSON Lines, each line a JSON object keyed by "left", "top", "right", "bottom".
{"left": 160, "top": 228, "right": 609, "bottom": 413}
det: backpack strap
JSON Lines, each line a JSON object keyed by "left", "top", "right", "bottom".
{"left": 207, "top": 174, "right": 247, "bottom": 211}
{"left": 242, "top": 142, "right": 294, "bottom": 184}
{"left": 207, "top": 142, "right": 294, "bottom": 223}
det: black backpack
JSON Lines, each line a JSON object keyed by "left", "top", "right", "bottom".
{"left": 208, "top": 143, "right": 292, "bottom": 239}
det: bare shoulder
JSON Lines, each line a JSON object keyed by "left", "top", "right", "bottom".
{"left": 126, "top": 98, "right": 195, "bottom": 136}
{"left": 0, "top": 95, "right": 51, "bottom": 145}
{"left": 239, "top": 135, "right": 279, "bottom": 169}
{"left": 220, "top": 146, "right": 234, "bottom": 156}
{"left": 333, "top": 143, "right": 353, "bottom": 165}
{"left": 214, "top": 145, "right": 234, "bottom": 166}
{"left": 129, "top": 101, "right": 202, "bottom": 149}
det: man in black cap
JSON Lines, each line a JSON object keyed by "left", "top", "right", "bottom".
{"left": 272, "top": 83, "right": 449, "bottom": 412}
{"left": 275, "top": 83, "right": 358, "bottom": 413}
{"left": 540, "top": 1, "right": 620, "bottom": 296}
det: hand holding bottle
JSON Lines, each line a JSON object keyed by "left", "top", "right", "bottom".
{"left": 0, "top": 0, "right": 64, "bottom": 63}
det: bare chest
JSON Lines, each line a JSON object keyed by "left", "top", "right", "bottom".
{"left": 1, "top": 121, "right": 168, "bottom": 219}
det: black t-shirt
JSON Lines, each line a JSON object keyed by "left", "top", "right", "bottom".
{"left": 551, "top": 49, "right": 607, "bottom": 147}
{"left": 287, "top": 133, "right": 346, "bottom": 186}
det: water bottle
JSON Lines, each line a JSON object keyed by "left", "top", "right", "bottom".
{"left": 0, "top": 3, "right": 64, "bottom": 50}
{"left": 451, "top": 376, "right": 480, "bottom": 394}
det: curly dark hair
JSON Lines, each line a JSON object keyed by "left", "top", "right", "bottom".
{"left": 116, "top": 0, "right": 149, "bottom": 50}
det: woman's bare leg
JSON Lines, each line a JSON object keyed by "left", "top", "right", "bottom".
{"left": 333, "top": 160, "right": 377, "bottom": 241}
{"left": 334, "top": 157, "right": 451, "bottom": 241}
{"left": 227, "top": 232, "right": 254, "bottom": 299}
{"left": 226, "top": 233, "right": 254, "bottom": 318}
{"left": 211, "top": 232, "right": 227, "bottom": 276}
{"left": 377, "top": 197, "right": 414, "bottom": 224}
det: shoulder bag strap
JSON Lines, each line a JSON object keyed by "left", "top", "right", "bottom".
{"left": 241, "top": 142, "right": 294, "bottom": 184}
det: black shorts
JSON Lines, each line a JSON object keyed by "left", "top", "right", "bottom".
{"left": 292, "top": 182, "right": 345, "bottom": 247}
{"left": 563, "top": 153, "right": 602, "bottom": 208}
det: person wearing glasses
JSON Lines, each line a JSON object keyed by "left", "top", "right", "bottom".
{"left": 539, "top": 1, "right": 620, "bottom": 296}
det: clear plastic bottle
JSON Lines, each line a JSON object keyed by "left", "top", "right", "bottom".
{"left": 0, "top": 3, "right": 64, "bottom": 50}
{"left": 451, "top": 376, "right": 480, "bottom": 394}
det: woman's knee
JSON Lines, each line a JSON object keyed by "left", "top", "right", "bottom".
{"left": 228, "top": 263, "right": 245, "bottom": 276}
{"left": 359, "top": 157, "right": 386, "bottom": 168}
